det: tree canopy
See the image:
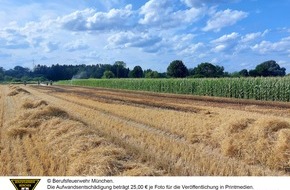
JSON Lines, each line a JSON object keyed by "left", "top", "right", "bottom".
{"left": 167, "top": 60, "right": 188, "bottom": 78}
{"left": 102, "top": 70, "right": 115, "bottom": 79}
{"left": 0, "top": 67, "right": 4, "bottom": 81}
{"left": 0, "top": 59, "right": 288, "bottom": 83}
{"left": 144, "top": 69, "right": 160, "bottom": 78}
{"left": 239, "top": 69, "right": 249, "bottom": 77}
{"left": 192, "top": 62, "right": 225, "bottom": 78}
{"left": 129, "top": 66, "right": 143, "bottom": 78}
{"left": 112, "top": 61, "right": 129, "bottom": 78}
{"left": 254, "top": 60, "right": 286, "bottom": 77}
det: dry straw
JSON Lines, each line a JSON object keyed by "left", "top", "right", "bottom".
{"left": 1, "top": 85, "right": 161, "bottom": 176}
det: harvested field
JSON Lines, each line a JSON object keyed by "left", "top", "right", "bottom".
{"left": 0, "top": 84, "right": 289, "bottom": 176}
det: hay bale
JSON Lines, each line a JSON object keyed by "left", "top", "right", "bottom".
{"left": 7, "top": 87, "right": 30, "bottom": 96}
{"left": 22, "top": 100, "right": 48, "bottom": 109}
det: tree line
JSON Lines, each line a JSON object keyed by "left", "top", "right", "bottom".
{"left": 0, "top": 60, "right": 286, "bottom": 82}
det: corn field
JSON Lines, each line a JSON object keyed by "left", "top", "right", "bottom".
{"left": 57, "top": 77, "right": 290, "bottom": 102}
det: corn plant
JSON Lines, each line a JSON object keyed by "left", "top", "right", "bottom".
{"left": 56, "top": 77, "right": 290, "bottom": 102}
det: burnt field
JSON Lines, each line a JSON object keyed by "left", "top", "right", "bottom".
{"left": 0, "top": 84, "right": 289, "bottom": 176}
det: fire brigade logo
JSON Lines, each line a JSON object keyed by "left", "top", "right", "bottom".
{"left": 10, "top": 179, "right": 40, "bottom": 190}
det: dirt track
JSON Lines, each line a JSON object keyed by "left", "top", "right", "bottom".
{"left": 33, "top": 85, "right": 290, "bottom": 116}
{"left": 0, "top": 84, "right": 289, "bottom": 176}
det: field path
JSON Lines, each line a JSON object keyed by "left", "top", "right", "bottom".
{"left": 0, "top": 87, "right": 4, "bottom": 166}
{"left": 36, "top": 85, "right": 290, "bottom": 117}
{"left": 0, "top": 86, "right": 19, "bottom": 175}
{"left": 22, "top": 85, "right": 290, "bottom": 176}
{"left": 0, "top": 86, "right": 4, "bottom": 139}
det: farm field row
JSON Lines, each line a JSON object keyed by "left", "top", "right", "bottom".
{"left": 57, "top": 78, "right": 290, "bottom": 102}
{"left": 0, "top": 84, "right": 289, "bottom": 176}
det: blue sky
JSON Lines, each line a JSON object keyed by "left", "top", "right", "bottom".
{"left": 0, "top": 0, "right": 290, "bottom": 73}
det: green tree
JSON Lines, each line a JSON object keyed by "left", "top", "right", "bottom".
{"left": 167, "top": 60, "right": 188, "bottom": 78}
{"left": 102, "top": 70, "right": 115, "bottom": 79}
{"left": 249, "top": 69, "right": 258, "bottom": 77}
{"left": 192, "top": 62, "right": 224, "bottom": 78}
{"left": 5, "top": 66, "right": 30, "bottom": 79}
{"left": 239, "top": 69, "right": 249, "bottom": 77}
{"left": 144, "top": 69, "right": 160, "bottom": 78}
{"left": 255, "top": 60, "right": 286, "bottom": 77}
{"left": 113, "top": 61, "right": 129, "bottom": 78}
{"left": 215, "top": 65, "right": 225, "bottom": 76}
{"left": 129, "top": 66, "right": 143, "bottom": 78}
{"left": 0, "top": 73, "right": 4, "bottom": 81}
{"left": 0, "top": 67, "right": 4, "bottom": 81}
{"left": 4, "top": 75, "right": 13, "bottom": 81}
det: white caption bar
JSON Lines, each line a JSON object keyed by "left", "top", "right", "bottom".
{"left": 1, "top": 177, "right": 289, "bottom": 190}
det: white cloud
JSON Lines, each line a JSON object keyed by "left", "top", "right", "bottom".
{"left": 0, "top": 18, "right": 61, "bottom": 51}
{"left": 211, "top": 32, "right": 240, "bottom": 43}
{"left": 139, "top": 0, "right": 175, "bottom": 25}
{"left": 86, "top": 4, "right": 134, "bottom": 30}
{"left": 106, "top": 31, "right": 162, "bottom": 53}
{"left": 0, "top": 1, "right": 75, "bottom": 29}
{"left": 20, "top": 20, "right": 57, "bottom": 48}
{"left": 203, "top": 9, "right": 248, "bottom": 32}
{"left": 60, "top": 9, "right": 95, "bottom": 31}
{"left": 139, "top": 0, "right": 204, "bottom": 28}
{"left": 226, "top": 30, "right": 269, "bottom": 54}
{"left": 212, "top": 44, "right": 227, "bottom": 53}
{"left": 252, "top": 37, "right": 290, "bottom": 55}
{"left": 0, "top": 27, "right": 30, "bottom": 49}
{"left": 240, "top": 30, "right": 268, "bottom": 43}
{"left": 172, "top": 34, "right": 196, "bottom": 50}
{"left": 179, "top": 42, "right": 205, "bottom": 55}
{"left": 168, "top": 34, "right": 198, "bottom": 53}
{"left": 107, "top": 31, "right": 204, "bottom": 55}
{"left": 60, "top": 5, "right": 134, "bottom": 31}
{"left": 210, "top": 32, "right": 240, "bottom": 53}
{"left": 42, "top": 41, "right": 59, "bottom": 53}
{"left": 64, "top": 40, "right": 89, "bottom": 52}
{"left": 181, "top": 0, "right": 240, "bottom": 7}
{"left": 208, "top": 30, "right": 272, "bottom": 55}
{"left": 176, "top": 7, "right": 206, "bottom": 23}
{"left": 241, "top": 32, "right": 262, "bottom": 43}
